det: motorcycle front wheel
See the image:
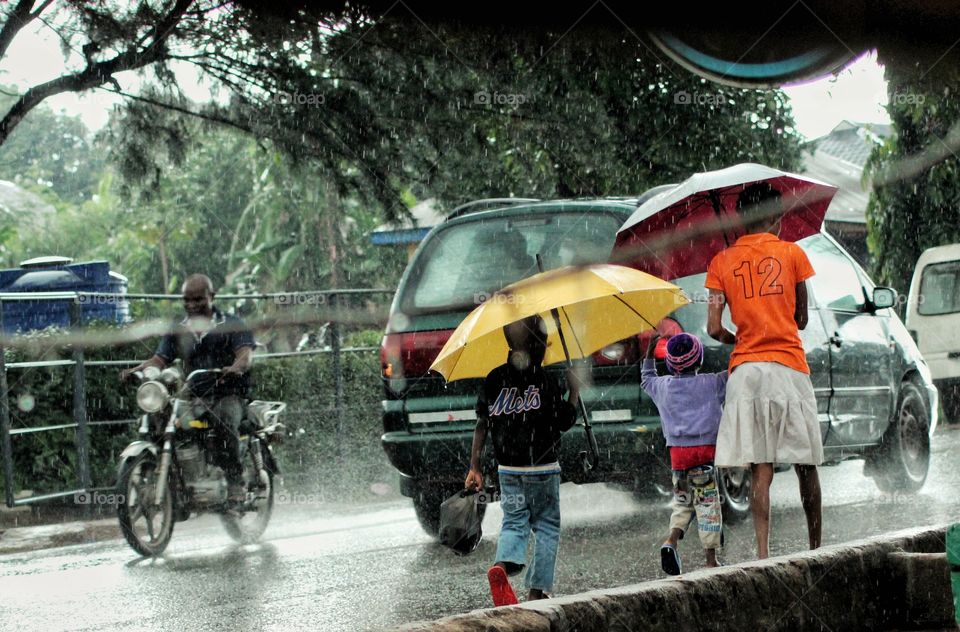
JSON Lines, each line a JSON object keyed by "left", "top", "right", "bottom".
{"left": 219, "top": 443, "right": 274, "bottom": 544}
{"left": 117, "top": 452, "right": 174, "bottom": 556}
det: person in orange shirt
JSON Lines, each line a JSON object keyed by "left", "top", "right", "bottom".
{"left": 705, "top": 182, "right": 823, "bottom": 560}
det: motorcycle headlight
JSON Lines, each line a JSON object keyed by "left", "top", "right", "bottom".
{"left": 136, "top": 381, "right": 169, "bottom": 413}
{"left": 159, "top": 367, "right": 182, "bottom": 386}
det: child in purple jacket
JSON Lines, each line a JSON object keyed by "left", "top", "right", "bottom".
{"left": 641, "top": 333, "right": 728, "bottom": 575}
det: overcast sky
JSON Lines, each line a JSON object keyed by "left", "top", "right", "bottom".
{"left": 781, "top": 51, "right": 890, "bottom": 139}
{"left": 0, "top": 24, "right": 891, "bottom": 141}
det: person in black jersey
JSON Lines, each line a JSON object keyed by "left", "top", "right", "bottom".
{"left": 465, "top": 314, "right": 580, "bottom": 605}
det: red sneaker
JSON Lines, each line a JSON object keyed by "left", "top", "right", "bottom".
{"left": 487, "top": 565, "right": 519, "bottom": 607}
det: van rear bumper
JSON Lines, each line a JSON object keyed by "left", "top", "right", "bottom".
{"left": 382, "top": 419, "right": 668, "bottom": 496}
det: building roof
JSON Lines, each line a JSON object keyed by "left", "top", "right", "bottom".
{"left": 811, "top": 120, "right": 891, "bottom": 168}
{"left": 370, "top": 199, "right": 446, "bottom": 245}
{"left": 800, "top": 121, "right": 892, "bottom": 224}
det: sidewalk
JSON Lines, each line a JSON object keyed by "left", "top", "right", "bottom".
{"left": 0, "top": 518, "right": 120, "bottom": 555}
{"left": 0, "top": 493, "right": 407, "bottom": 556}
{"left": 0, "top": 495, "right": 121, "bottom": 555}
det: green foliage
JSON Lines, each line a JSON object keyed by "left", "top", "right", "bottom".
{"left": 1, "top": 120, "right": 408, "bottom": 322}
{"left": 99, "top": 123, "right": 410, "bottom": 297}
{"left": 865, "top": 54, "right": 960, "bottom": 294}
{"left": 108, "top": 20, "right": 803, "bottom": 222}
{"left": 345, "top": 329, "right": 383, "bottom": 348}
{"left": 0, "top": 87, "right": 105, "bottom": 204}
{"left": 1, "top": 325, "right": 153, "bottom": 495}
{"left": 0, "top": 325, "right": 392, "bottom": 501}
{"left": 1, "top": 12, "right": 801, "bottom": 315}
{"left": 255, "top": 349, "right": 392, "bottom": 497}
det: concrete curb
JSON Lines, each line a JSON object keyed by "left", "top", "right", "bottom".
{"left": 0, "top": 518, "right": 120, "bottom": 555}
{"left": 392, "top": 526, "right": 956, "bottom": 632}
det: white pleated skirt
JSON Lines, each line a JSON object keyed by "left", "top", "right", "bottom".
{"left": 715, "top": 362, "right": 824, "bottom": 467}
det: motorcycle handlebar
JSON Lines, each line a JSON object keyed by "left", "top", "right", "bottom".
{"left": 184, "top": 368, "right": 223, "bottom": 383}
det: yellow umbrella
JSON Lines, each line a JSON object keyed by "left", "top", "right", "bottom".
{"left": 431, "top": 261, "right": 689, "bottom": 473}
{"left": 430, "top": 263, "right": 690, "bottom": 382}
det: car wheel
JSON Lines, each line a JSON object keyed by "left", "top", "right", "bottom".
{"left": 869, "top": 380, "right": 931, "bottom": 494}
{"left": 719, "top": 466, "right": 751, "bottom": 523}
{"left": 412, "top": 484, "right": 487, "bottom": 537}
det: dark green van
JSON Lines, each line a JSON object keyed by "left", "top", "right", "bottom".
{"left": 380, "top": 197, "right": 939, "bottom": 535}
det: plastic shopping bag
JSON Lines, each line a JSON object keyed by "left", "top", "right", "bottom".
{"left": 439, "top": 489, "right": 483, "bottom": 556}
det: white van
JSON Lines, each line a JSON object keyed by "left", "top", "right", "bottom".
{"left": 906, "top": 243, "right": 960, "bottom": 422}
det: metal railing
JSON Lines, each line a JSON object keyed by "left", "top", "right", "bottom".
{"left": 0, "top": 288, "right": 394, "bottom": 508}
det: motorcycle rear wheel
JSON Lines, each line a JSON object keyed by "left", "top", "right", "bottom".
{"left": 117, "top": 452, "right": 175, "bottom": 557}
{"left": 220, "top": 444, "right": 274, "bottom": 544}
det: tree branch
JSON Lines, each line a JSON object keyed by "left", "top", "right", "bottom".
{"left": 101, "top": 87, "right": 256, "bottom": 137}
{"left": 0, "top": 0, "right": 195, "bottom": 145}
{"left": 0, "top": 0, "right": 39, "bottom": 60}
{"left": 27, "top": 0, "right": 54, "bottom": 20}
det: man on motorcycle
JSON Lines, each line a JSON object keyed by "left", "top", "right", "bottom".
{"left": 121, "top": 274, "right": 255, "bottom": 505}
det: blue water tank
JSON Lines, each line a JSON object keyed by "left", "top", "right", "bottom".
{"left": 0, "top": 257, "right": 130, "bottom": 332}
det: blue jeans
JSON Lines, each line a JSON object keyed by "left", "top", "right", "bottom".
{"left": 495, "top": 472, "right": 561, "bottom": 592}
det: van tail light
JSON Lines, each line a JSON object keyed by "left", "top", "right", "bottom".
{"left": 382, "top": 320, "right": 686, "bottom": 379}
{"left": 381, "top": 330, "right": 454, "bottom": 390}
{"left": 637, "top": 317, "right": 684, "bottom": 360}
{"left": 592, "top": 317, "right": 684, "bottom": 366}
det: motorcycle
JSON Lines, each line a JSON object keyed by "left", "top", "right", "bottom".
{"left": 115, "top": 366, "right": 285, "bottom": 556}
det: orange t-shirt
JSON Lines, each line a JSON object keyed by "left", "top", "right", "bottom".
{"left": 705, "top": 233, "right": 815, "bottom": 374}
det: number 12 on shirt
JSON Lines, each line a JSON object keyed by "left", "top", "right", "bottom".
{"left": 733, "top": 257, "right": 784, "bottom": 299}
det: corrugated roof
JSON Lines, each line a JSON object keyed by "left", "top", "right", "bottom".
{"left": 800, "top": 121, "right": 892, "bottom": 224}
{"left": 802, "top": 150, "right": 869, "bottom": 223}
{"left": 813, "top": 121, "right": 891, "bottom": 168}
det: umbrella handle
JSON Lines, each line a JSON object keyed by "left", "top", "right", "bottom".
{"left": 708, "top": 190, "right": 731, "bottom": 248}
{"left": 535, "top": 254, "right": 601, "bottom": 473}
{"left": 577, "top": 396, "right": 600, "bottom": 473}
{"left": 535, "top": 254, "right": 574, "bottom": 360}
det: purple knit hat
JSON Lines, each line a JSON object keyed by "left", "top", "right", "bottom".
{"left": 665, "top": 333, "right": 703, "bottom": 375}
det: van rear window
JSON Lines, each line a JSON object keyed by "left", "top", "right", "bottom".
{"left": 403, "top": 212, "right": 621, "bottom": 312}
{"left": 919, "top": 260, "right": 960, "bottom": 315}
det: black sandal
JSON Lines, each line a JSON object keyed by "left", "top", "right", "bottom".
{"left": 660, "top": 544, "right": 682, "bottom": 575}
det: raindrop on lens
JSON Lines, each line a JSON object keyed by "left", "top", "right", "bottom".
{"left": 370, "top": 482, "right": 392, "bottom": 496}
{"left": 510, "top": 351, "right": 531, "bottom": 370}
{"left": 17, "top": 394, "right": 35, "bottom": 412}
{"left": 391, "top": 312, "right": 410, "bottom": 330}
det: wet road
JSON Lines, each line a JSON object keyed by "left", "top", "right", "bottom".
{"left": 2, "top": 426, "right": 958, "bottom": 631}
